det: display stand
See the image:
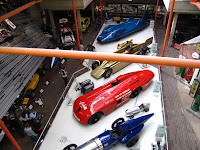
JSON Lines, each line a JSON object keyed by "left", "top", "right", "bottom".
{"left": 39, "top": 20, "right": 166, "bottom": 150}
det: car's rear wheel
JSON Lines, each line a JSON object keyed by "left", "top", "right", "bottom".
{"left": 103, "top": 68, "right": 112, "bottom": 78}
{"left": 126, "top": 135, "right": 139, "bottom": 148}
{"left": 88, "top": 112, "right": 102, "bottom": 124}
{"left": 144, "top": 108, "right": 149, "bottom": 112}
{"left": 111, "top": 118, "right": 125, "bottom": 129}
{"left": 92, "top": 61, "right": 100, "bottom": 70}
{"left": 128, "top": 115, "right": 134, "bottom": 119}
{"left": 63, "top": 144, "right": 77, "bottom": 150}
{"left": 130, "top": 88, "right": 140, "bottom": 98}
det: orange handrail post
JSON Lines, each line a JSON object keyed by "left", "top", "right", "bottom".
{"left": 154, "top": 0, "right": 159, "bottom": 27}
{"left": 72, "top": 0, "right": 82, "bottom": 64}
{"left": 161, "top": 0, "right": 175, "bottom": 57}
{"left": 1, "top": 47, "right": 200, "bottom": 68}
{"left": 0, "top": 0, "right": 42, "bottom": 23}
{"left": 0, "top": 119, "right": 22, "bottom": 150}
{"left": 100, "top": 0, "right": 103, "bottom": 26}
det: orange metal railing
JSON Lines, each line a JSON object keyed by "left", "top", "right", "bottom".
{"left": 0, "top": 0, "right": 42, "bottom": 23}
{"left": 0, "top": 1, "right": 198, "bottom": 150}
{"left": 0, "top": 47, "right": 200, "bottom": 68}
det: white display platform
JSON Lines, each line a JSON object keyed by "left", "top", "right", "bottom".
{"left": 93, "top": 21, "right": 155, "bottom": 53}
{"left": 39, "top": 21, "right": 164, "bottom": 150}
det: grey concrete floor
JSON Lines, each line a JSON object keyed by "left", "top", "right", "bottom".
{"left": 155, "top": 21, "right": 200, "bottom": 150}
{"left": 1, "top": 21, "right": 200, "bottom": 150}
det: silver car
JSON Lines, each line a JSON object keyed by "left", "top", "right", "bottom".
{"left": 125, "top": 103, "right": 150, "bottom": 118}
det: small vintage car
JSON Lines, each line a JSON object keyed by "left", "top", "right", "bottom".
{"left": 73, "top": 70, "right": 154, "bottom": 125}
{"left": 125, "top": 103, "right": 150, "bottom": 118}
{"left": 60, "top": 23, "right": 76, "bottom": 47}
{"left": 73, "top": 17, "right": 90, "bottom": 32}
{"left": 0, "top": 28, "right": 13, "bottom": 43}
{"left": 91, "top": 37, "right": 153, "bottom": 79}
{"left": 64, "top": 113, "right": 154, "bottom": 150}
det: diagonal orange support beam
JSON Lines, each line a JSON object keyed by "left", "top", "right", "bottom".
{"left": 154, "top": 0, "right": 160, "bottom": 27}
{"left": 0, "top": 0, "right": 42, "bottom": 23}
{"left": 161, "top": 0, "right": 175, "bottom": 57}
{"left": 72, "top": 0, "right": 82, "bottom": 64}
{"left": 1, "top": 47, "right": 200, "bottom": 68}
{"left": 0, "top": 119, "right": 22, "bottom": 150}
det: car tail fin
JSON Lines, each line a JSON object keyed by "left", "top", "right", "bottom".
{"left": 144, "top": 37, "right": 153, "bottom": 45}
{"left": 141, "top": 9, "right": 149, "bottom": 21}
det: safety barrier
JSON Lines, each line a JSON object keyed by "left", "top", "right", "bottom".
{"left": 33, "top": 65, "right": 89, "bottom": 150}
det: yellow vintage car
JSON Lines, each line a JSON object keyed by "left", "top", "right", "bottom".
{"left": 73, "top": 17, "right": 90, "bottom": 32}
{"left": 14, "top": 73, "right": 40, "bottom": 105}
{"left": 91, "top": 37, "right": 153, "bottom": 79}
{"left": 26, "top": 73, "right": 39, "bottom": 92}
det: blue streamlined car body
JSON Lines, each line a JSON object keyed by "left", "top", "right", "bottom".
{"left": 64, "top": 113, "right": 154, "bottom": 150}
{"left": 97, "top": 10, "right": 149, "bottom": 43}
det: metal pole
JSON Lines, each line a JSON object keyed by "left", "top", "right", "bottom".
{"left": 1, "top": 47, "right": 200, "bottom": 68}
{"left": 48, "top": 10, "right": 57, "bottom": 40}
{"left": 77, "top": 9, "right": 83, "bottom": 41}
{"left": 92, "top": 1, "right": 95, "bottom": 22}
{"left": 154, "top": 0, "right": 159, "bottom": 27}
{"left": 72, "top": 0, "right": 82, "bottom": 64}
{"left": 161, "top": 0, "right": 176, "bottom": 57}
{"left": 163, "top": 8, "right": 168, "bottom": 25}
{"left": 168, "top": 12, "right": 179, "bottom": 46}
{"left": 0, "top": 119, "right": 22, "bottom": 150}
{"left": 100, "top": 0, "right": 102, "bottom": 26}
{"left": 0, "top": 0, "right": 42, "bottom": 22}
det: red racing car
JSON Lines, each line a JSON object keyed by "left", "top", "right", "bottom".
{"left": 73, "top": 70, "right": 154, "bottom": 125}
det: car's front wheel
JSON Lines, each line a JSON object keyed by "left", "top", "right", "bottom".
{"left": 126, "top": 135, "right": 139, "bottom": 148}
{"left": 63, "top": 144, "right": 77, "bottom": 150}
{"left": 92, "top": 61, "right": 100, "bottom": 70}
{"left": 128, "top": 114, "right": 135, "bottom": 119}
{"left": 88, "top": 112, "right": 102, "bottom": 124}
{"left": 103, "top": 68, "right": 112, "bottom": 78}
{"left": 130, "top": 88, "right": 141, "bottom": 98}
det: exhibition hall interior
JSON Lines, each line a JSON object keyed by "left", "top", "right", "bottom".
{"left": 0, "top": 0, "right": 200, "bottom": 150}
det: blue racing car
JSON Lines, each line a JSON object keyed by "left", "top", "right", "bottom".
{"left": 97, "top": 10, "right": 149, "bottom": 43}
{"left": 64, "top": 113, "right": 154, "bottom": 150}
